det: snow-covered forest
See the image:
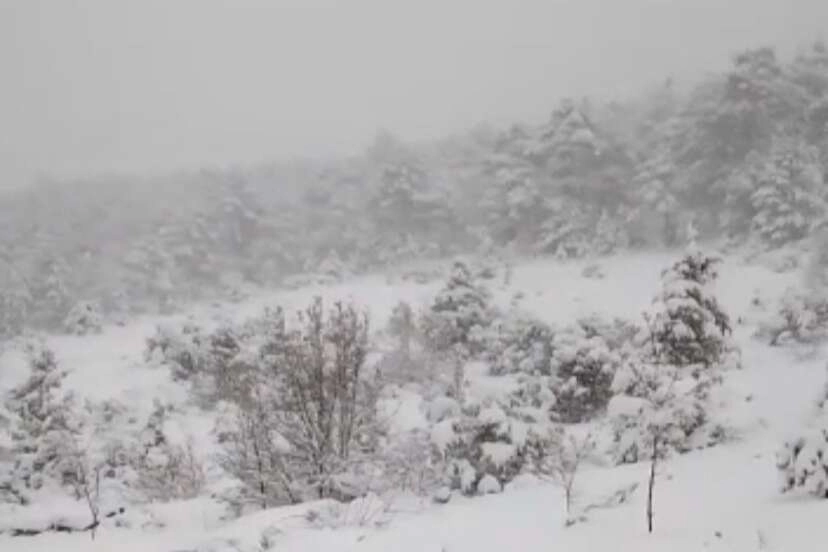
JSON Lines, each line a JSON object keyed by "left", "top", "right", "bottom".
{"left": 4, "top": 14, "right": 828, "bottom": 552}
{"left": 0, "top": 43, "right": 825, "bottom": 336}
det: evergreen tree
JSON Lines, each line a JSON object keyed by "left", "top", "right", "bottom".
{"left": 648, "top": 252, "right": 733, "bottom": 368}
{"left": 630, "top": 150, "right": 680, "bottom": 246}
{"left": 748, "top": 138, "right": 825, "bottom": 246}
{"left": 387, "top": 301, "right": 417, "bottom": 359}
{"left": 421, "top": 262, "right": 493, "bottom": 358}
{"left": 791, "top": 40, "right": 828, "bottom": 99}
{"left": 369, "top": 161, "right": 455, "bottom": 256}
{"left": 593, "top": 208, "right": 630, "bottom": 255}
{"left": 3, "top": 346, "right": 77, "bottom": 503}
{"left": 480, "top": 149, "right": 548, "bottom": 250}
{"left": 609, "top": 360, "right": 720, "bottom": 465}
{"left": 533, "top": 99, "right": 605, "bottom": 177}
{"left": 536, "top": 197, "right": 593, "bottom": 258}
{"left": 549, "top": 326, "right": 620, "bottom": 423}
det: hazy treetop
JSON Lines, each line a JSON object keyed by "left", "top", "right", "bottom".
{"left": 1, "top": 0, "right": 827, "bottom": 188}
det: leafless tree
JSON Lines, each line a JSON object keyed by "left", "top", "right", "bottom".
{"left": 67, "top": 443, "right": 101, "bottom": 540}
{"left": 539, "top": 431, "right": 595, "bottom": 523}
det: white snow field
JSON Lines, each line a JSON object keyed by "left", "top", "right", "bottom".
{"left": 3, "top": 250, "right": 828, "bottom": 551}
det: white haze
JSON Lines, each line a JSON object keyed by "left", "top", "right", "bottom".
{"left": 1, "top": 0, "right": 827, "bottom": 187}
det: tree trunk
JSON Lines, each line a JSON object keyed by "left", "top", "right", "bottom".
{"left": 647, "top": 436, "right": 658, "bottom": 534}
{"left": 452, "top": 350, "right": 465, "bottom": 405}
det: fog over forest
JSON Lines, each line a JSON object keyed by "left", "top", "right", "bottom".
{"left": 2, "top": 0, "right": 828, "bottom": 187}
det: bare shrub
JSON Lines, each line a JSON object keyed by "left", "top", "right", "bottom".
{"left": 529, "top": 431, "right": 595, "bottom": 523}
{"left": 220, "top": 298, "right": 381, "bottom": 505}
{"left": 218, "top": 398, "right": 298, "bottom": 510}
{"left": 135, "top": 439, "right": 205, "bottom": 502}
{"left": 131, "top": 404, "right": 206, "bottom": 502}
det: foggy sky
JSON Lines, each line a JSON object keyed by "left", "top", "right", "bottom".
{"left": 2, "top": 0, "right": 827, "bottom": 188}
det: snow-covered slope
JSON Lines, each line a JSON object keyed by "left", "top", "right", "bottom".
{"left": 3, "top": 250, "right": 828, "bottom": 551}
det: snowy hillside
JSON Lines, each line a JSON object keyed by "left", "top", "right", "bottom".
{"left": 3, "top": 250, "right": 828, "bottom": 552}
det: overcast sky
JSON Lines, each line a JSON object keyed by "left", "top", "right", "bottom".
{"left": 1, "top": 0, "right": 827, "bottom": 188}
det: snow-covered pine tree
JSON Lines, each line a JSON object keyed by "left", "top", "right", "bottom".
{"left": 2, "top": 345, "right": 77, "bottom": 503}
{"left": 387, "top": 301, "right": 417, "bottom": 360}
{"left": 30, "top": 255, "right": 73, "bottom": 328}
{"left": 648, "top": 252, "right": 733, "bottom": 368}
{"left": 211, "top": 169, "right": 264, "bottom": 259}
{"left": 748, "top": 138, "right": 825, "bottom": 247}
{"left": 421, "top": 261, "right": 494, "bottom": 359}
{"left": 536, "top": 197, "right": 593, "bottom": 259}
{"left": 608, "top": 360, "right": 719, "bottom": 464}
{"left": 629, "top": 152, "right": 680, "bottom": 246}
{"left": 791, "top": 40, "right": 828, "bottom": 99}
{"left": 0, "top": 286, "right": 31, "bottom": 339}
{"left": 369, "top": 162, "right": 455, "bottom": 259}
{"left": 533, "top": 98, "right": 605, "bottom": 177}
{"left": 479, "top": 144, "right": 549, "bottom": 251}
{"left": 593, "top": 208, "right": 630, "bottom": 255}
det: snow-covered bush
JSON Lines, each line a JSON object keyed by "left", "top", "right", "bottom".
{"left": 647, "top": 252, "right": 734, "bottom": 368}
{"left": 777, "top": 430, "right": 828, "bottom": 498}
{"left": 581, "top": 263, "right": 606, "bottom": 280}
{"left": 431, "top": 403, "right": 554, "bottom": 495}
{"left": 495, "top": 315, "right": 639, "bottom": 426}
{"left": 63, "top": 300, "right": 103, "bottom": 335}
{"left": 375, "top": 429, "right": 440, "bottom": 497}
{"left": 420, "top": 261, "right": 495, "bottom": 359}
{"left": 146, "top": 316, "right": 269, "bottom": 403}
{"left": 777, "top": 376, "right": 828, "bottom": 498}
{"left": 576, "top": 315, "right": 642, "bottom": 352}
{"left": 755, "top": 288, "right": 828, "bottom": 346}
{"left": 145, "top": 322, "right": 210, "bottom": 381}
{"left": 483, "top": 311, "right": 554, "bottom": 376}
{"left": 549, "top": 326, "right": 621, "bottom": 423}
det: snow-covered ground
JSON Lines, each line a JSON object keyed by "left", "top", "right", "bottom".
{"left": 3, "top": 250, "right": 828, "bottom": 551}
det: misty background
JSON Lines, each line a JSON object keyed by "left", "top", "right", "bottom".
{"left": 3, "top": 0, "right": 828, "bottom": 338}
{"left": 2, "top": 0, "right": 828, "bottom": 188}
